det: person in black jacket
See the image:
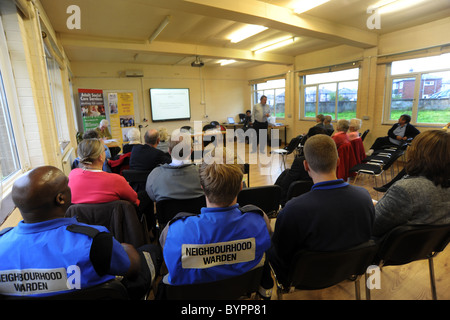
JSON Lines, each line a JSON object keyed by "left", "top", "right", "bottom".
{"left": 129, "top": 129, "right": 171, "bottom": 171}
{"left": 366, "top": 114, "right": 420, "bottom": 156}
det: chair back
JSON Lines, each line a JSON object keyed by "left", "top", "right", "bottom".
{"left": 351, "top": 138, "right": 366, "bottom": 164}
{"left": 122, "top": 169, "right": 151, "bottom": 192}
{"left": 65, "top": 200, "right": 149, "bottom": 247}
{"left": 1, "top": 279, "right": 129, "bottom": 300}
{"left": 156, "top": 195, "right": 206, "bottom": 230}
{"left": 375, "top": 224, "right": 450, "bottom": 267}
{"left": 360, "top": 129, "right": 370, "bottom": 141}
{"left": 237, "top": 185, "right": 281, "bottom": 216}
{"left": 286, "top": 180, "right": 313, "bottom": 202}
{"left": 164, "top": 267, "right": 263, "bottom": 300}
{"left": 336, "top": 142, "right": 357, "bottom": 180}
{"left": 284, "top": 240, "right": 378, "bottom": 290}
{"left": 285, "top": 135, "right": 303, "bottom": 154}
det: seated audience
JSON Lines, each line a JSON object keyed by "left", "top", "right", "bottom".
{"left": 0, "top": 166, "right": 161, "bottom": 299}
{"left": 366, "top": 114, "right": 420, "bottom": 156}
{"left": 323, "top": 115, "right": 334, "bottom": 135}
{"left": 95, "top": 119, "right": 112, "bottom": 140}
{"left": 158, "top": 149, "right": 272, "bottom": 298}
{"left": 122, "top": 127, "right": 141, "bottom": 154}
{"left": 275, "top": 126, "right": 326, "bottom": 206}
{"left": 129, "top": 129, "right": 171, "bottom": 171}
{"left": 347, "top": 118, "right": 362, "bottom": 141}
{"left": 69, "top": 139, "right": 139, "bottom": 206}
{"left": 373, "top": 130, "right": 450, "bottom": 237}
{"left": 332, "top": 119, "right": 350, "bottom": 148}
{"left": 156, "top": 127, "right": 170, "bottom": 154}
{"left": 314, "top": 114, "right": 325, "bottom": 128}
{"left": 268, "top": 134, "right": 374, "bottom": 286}
{"left": 146, "top": 130, "right": 203, "bottom": 202}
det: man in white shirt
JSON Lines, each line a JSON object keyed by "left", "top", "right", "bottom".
{"left": 251, "top": 95, "right": 271, "bottom": 153}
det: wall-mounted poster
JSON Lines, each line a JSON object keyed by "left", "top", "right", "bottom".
{"left": 78, "top": 88, "right": 105, "bottom": 131}
{"left": 108, "top": 92, "right": 135, "bottom": 146}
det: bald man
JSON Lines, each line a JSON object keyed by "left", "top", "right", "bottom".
{"left": 0, "top": 166, "right": 160, "bottom": 298}
{"left": 129, "top": 129, "right": 171, "bottom": 172}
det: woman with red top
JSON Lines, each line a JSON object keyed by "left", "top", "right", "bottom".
{"left": 332, "top": 119, "right": 350, "bottom": 148}
{"left": 69, "top": 138, "right": 139, "bottom": 206}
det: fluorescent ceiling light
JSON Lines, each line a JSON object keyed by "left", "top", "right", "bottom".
{"left": 149, "top": 15, "right": 171, "bottom": 43}
{"left": 218, "top": 59, "right": 236, "bottom": 66}
{"left": 253, "top": 37, "right": 296, "bottom": 54}
{"left": 292, "top": 0, "right": 330, "bottom": 14}
{"left": 371, "top": 0, "right": 427, "bottom": 14}
{"left": 228, "top": 24, "right": 268, "bottom": 43}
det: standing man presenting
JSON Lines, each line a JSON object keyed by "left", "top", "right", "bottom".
{"left": 251, "top": 95, "right": 271, "bottom": 153}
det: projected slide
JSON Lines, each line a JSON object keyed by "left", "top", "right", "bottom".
{"left": 150, "top": 88, "right": 191, "bottom": 122}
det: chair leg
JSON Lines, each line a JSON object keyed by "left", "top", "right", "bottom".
{"left": 428, "top": 257, "right": 437, "bottom": 300}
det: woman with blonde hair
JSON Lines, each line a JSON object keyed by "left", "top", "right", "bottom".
{"left": 347, "top": 118, "right": 362, "bottom": 141}
{"left": 373, "top": 130, "right": 450, "bottom": 237}
{"left": 69, "top": 139, "right": 139, "bottom": 206}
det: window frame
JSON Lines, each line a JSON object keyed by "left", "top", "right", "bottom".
{"left": 383, "top": 54, "right": 450, "bottom": 126}
{"left": 299, "top": 67, "right": 361, "bottom": 121}
{"left": 252, "top": 78, "right": 286, "bottom": 119}
{"left": 0, "top": 16, "right": 28, "bottom": 195}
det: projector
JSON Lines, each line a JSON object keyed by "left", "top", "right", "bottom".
{"left": 191, "top": 56, "right": 204, "bottom": 67}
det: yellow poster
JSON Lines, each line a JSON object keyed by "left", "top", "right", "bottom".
{"left": 107, "top": 92, "right": 135, "bottom": 148}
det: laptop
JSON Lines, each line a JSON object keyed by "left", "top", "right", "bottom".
{"left": 227, "top": 117, "right": 235, "bottom": 124}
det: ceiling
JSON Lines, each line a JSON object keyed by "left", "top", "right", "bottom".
{"left": 39, "top": 0, "right": 450, "bottom": 69}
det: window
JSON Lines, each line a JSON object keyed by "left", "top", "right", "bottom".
{"left": 300, "top": 68, "right": 359, "bottom": 121}
{"left": 252, "top": 79, "right": 286, "bottom": 118}
{"left": 0, "top": 71, "right": 20, "bottom": 182}
{"left": 386, "top": 53, "right": 450, "bottom": 124}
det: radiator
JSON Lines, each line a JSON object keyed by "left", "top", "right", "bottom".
{"left": 61, "top": 147, "right": 76, "bottom": 176}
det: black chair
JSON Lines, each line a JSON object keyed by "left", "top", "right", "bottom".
{"left": 1, "top": 279, "right": 129, "bottom": 300}
{"left": 285, "top": 180, "right": 313, "bottom": 203}
{"left": 272, "top": 240, "right": 378, "bottom": 300}
{"left": 243, "top": 163, "right": 250, "bottom": 187}
{"left": 122, "top": 169, "right": 151, "bottom": 193}
{"left": 238, "top": 113, "right": 246, "bottom": 123}
{"left": 163, "top": 266, "right": 264, "bottom": 300}
{"left": 155, "top": 195, "right": 206, "bottom": 231}
{"left": 237, "top": 185, "right": 281, "bottom": 218}
{"left": 360, "top": 129, "right": 370, "bottom": 141}
{"left": 373, "top": 224, "right": 450, "bottom": 300}
{"left": 65, "top": 200, "right": 150, "bottom": 248}
{"left": 270, "top": 135, "right": 303, "bottom": 170}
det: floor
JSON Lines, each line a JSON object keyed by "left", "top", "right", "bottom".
{"left": 1, "top": 143, "right": 448, "bottom": 300}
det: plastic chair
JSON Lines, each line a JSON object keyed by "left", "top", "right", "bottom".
{"left": 373, "top": 224, "right": 450, "bottom": 300}
{"left": 1, "top": 279, "right": 129, "bottom": 300}
{"left": 272, "top": 240, "right": 378, "bottom": 300}
{"left": 162, "top": 267, "right": 264, "bottom": 300}
{"left": 65, "top": 200, "right": 149, "bottom": 248}
{"left": 360, "top": 129, "right": 370, "bottom": 141}
{"left": 237, "top": 185, "right": 281, "bottom": 218}
{"left": 285, "top": 180, "right": 313, "bottom": 203}
{"left": 155, "top": 195, "right": 206, "bottom": 230}
{"left": 270, "top": 135, "right": 303, "bottom": 170}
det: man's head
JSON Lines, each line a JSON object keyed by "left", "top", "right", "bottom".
{"left": 303, "top": 134, "right": 338, "bottom": 174}
{"left": 399, "top": 114, "right": 411, "bottom": 125}
{"left": 199, "top": 150, "right": 243, "bottom": 207}
{"left": 168, "top": 129, "right": 192, "bottom": 160}
{"left": 12, "top": 166, "right": 71, "bottom": 223}
{"left": 324, "top": 115, "right": 332, "bottom": 124}
{"left": 144, "top": 129, "right": 160, "bottom": 146}
{"left": 260, "top": 95, "right": 267, "bottom": 106}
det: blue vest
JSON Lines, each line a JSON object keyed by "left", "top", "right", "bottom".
{"left": 0, "top": 217, "right": 130, "bottom": 297}
{"left": 163, "top": 204, "right": 271, "bottom": 285}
